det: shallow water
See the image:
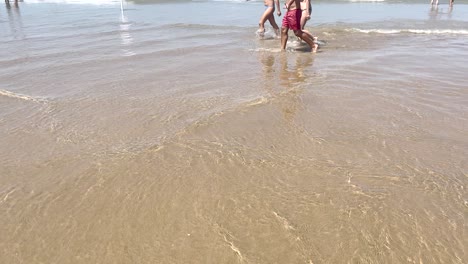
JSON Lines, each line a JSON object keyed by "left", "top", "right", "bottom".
{"left": 1, "top": 1, "right": 467, "bottom": 263}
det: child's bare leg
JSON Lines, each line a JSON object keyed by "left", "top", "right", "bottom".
{"left": 302, "top": 29, "right": 315, "bottom": 41}
{"left": 294, "top": 30, "right": 318, "bottom": 53}
{"left": 267, "top": 15, "right": 280, "bottom": 37}
{"left": 304, "top": 30, "right": 318, "bottom": 43}
{"left": 281, "top": 27, "right": 289, "bottom": 51}
{"left": 298, "top": 14, "right": 307, "bottom": 41}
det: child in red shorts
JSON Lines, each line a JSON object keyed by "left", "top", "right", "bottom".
{"left": 281, "top": 0, "right": 318, "bottom": 53}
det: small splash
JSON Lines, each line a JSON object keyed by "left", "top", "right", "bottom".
{"left": 288, "top": 40, "right": 306, "bottom": 47}
{"left": 256, "top": 29, "right": 265, "bottom": 38}
{"left": 256, "top": 28, "right": 280, "bottom": 40}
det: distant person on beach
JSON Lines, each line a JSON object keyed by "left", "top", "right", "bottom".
{"left": 281, "top": 0, "right": 318, "bottom": 53}
{"left": 257, "top": 0, "right": 282, "bottom": 38}
{"left": 5, "top": 0, "right": 19, "bottom": 7}
{"left": 431, "top": 0, "right": 453, "bottom": 6}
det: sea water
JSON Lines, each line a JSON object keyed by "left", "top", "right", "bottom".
{"left": 1, "top": 0, "right": 467, "bottom": 263}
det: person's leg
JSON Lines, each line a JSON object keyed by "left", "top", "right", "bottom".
{"left": 281, "top": 27, "right": 289, "bottom": 51}
{"left": 267, "top": 15, "right": 280, "bottom": 37}
{"left": 258, "top": 7, "right": 274, "bottom": 36}
{"left": 281, "top": 12, "right": 290, "bottom": 50}
{"left": 294, "top": 30, "right": 318, "bottom": 53}
{"left": 297, "top": 11, "right": 307, "bottom": 41}
{"left": 300, "top": 10, "right": 316, "bottom": 42}
{"left": 301, "top": 28, "right": 314, "bottom": 41}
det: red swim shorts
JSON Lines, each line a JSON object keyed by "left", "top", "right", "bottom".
{"left": 282, "top": 9, "right": 302, "bottom": 31}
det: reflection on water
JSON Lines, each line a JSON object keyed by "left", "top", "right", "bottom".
{"left": 5, "top": 0, "right": 25, "bottom": 40}
{"left": 428, "top": 5, "right": 454, "bottom": 20}
{"left": 278, "top": 54, "right": 313, "bottom": 87}
{"left": 119, "top": 2, "right": 135, "bottom": 57}
{"left": 278, "top": 54, "right": 312, "bottom": 124}
{"left": 258, "top": 52, "right": 314, "bottom": 93}
{"left": 259, "top": 52, "right": 315, "bottom": 124}
{"left": 429, "top": 5, "right": 439, "bottom": 20}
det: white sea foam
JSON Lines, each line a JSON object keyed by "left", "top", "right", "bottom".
{"left": 351, "top": 28, "right": 468, "bottom": 35}
{"left": 25, "top": 0, "right": 121, "bottom": 4}
{"left": 0, "top": 89, "right": 46, "bottom": 103}
{"left": 249, "top": 47, "right": 283, "bottom": 53}
{"left": 349, "top": 0, "right": 385, "bottom": 2}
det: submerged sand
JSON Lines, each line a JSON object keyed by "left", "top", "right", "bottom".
{"left": 1, "top": 1, "right": 467, "bottom": 263}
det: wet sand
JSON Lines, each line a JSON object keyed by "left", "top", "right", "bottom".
{"left": 1, "top": 1, "right": 467, "bottom": 263}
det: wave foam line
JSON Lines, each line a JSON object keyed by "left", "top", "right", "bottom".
{"left": 351, "top": 28, "right": 468, "bottom": 35}
{"left": 0, "top": 89, "right": 46, "bottom": 103}
{"left": 349, "top": 0, "right": 385, "bottom": 2}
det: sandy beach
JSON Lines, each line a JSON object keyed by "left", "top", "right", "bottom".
{"left": 1, "top": 0, "right": 467, "bottom": 263}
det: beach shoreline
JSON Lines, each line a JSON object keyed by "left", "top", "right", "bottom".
{"left": 1, "top": 1, "right": 467, "bottom": 263}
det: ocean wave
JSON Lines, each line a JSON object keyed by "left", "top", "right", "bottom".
{"left": 350, "top": 28, "right": 468, "bottom": 35}
{"left": 348, "top": 0, "right": 386, "bottom": 2}
{"left": 25, "top": 0, "right": 447, "bottom": 5}
{"left": 25, "top": 0, "right": 122, "bottom": 4}
{"left": 24, "top": 0, "right": 260, "bottom": 3}
{"left": 163, "top": 23, "right": 245, "bottom": 30}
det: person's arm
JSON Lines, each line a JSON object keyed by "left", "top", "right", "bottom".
{"left": 304, "top": 0, "right": 310, "bottom": 19}
{"left": 284, "top": 0, "right": 294, "bottom": 10}
{"left": 276, "top": 0, "right": 281, "bottom": 16}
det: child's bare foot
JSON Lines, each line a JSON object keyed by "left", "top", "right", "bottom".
{"left": 311, "top": 43, "right": 318, "bottom": 53}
